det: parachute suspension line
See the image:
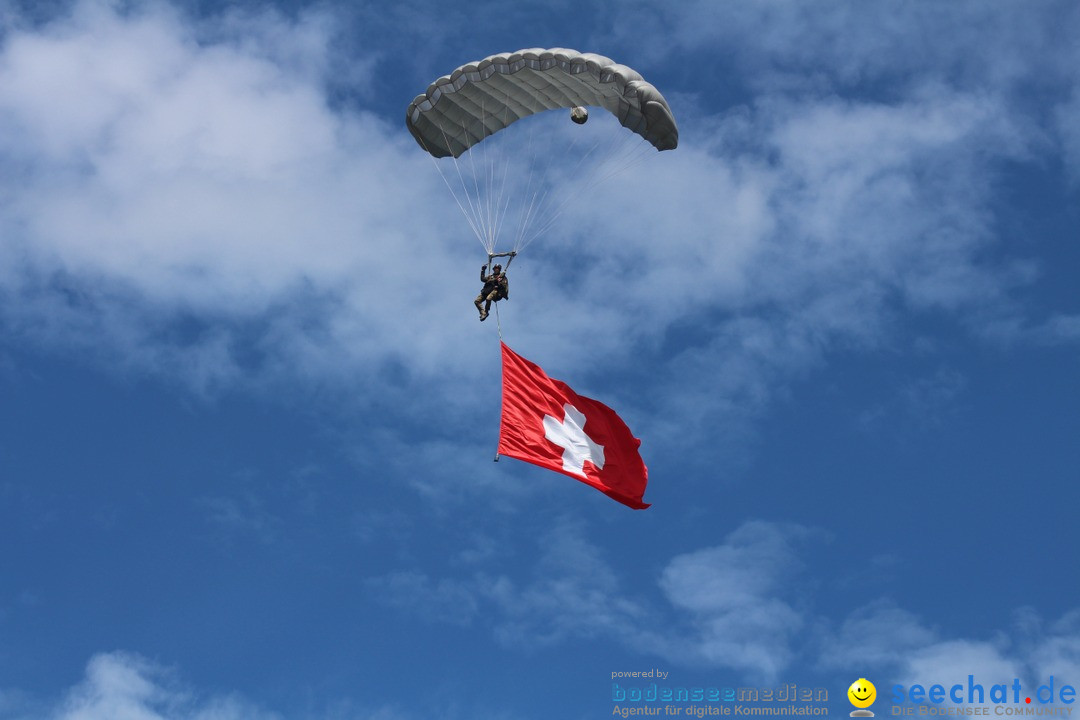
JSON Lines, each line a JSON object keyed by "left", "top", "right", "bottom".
{"left": 475, "top": 95, "right": 499, "bottom": 253}
{"left": 494, "top": 296, "right": 504, "bottom": 341}
{"left": 429, "top": 108, "right": 494, "bottom": 254}
{"left": 426, "top": 150, "right": 487, "bottom": 249}
{"left": 485, "top": 93, "right": 516, "bottom": 257}
{"left": 589, "top": 136, "right": 654, "bottom": 187}
{"left": 493, "top": 305, "right": 502, "bottom": 464}
{"left": 464, "top": 93, "right": 516, "bottom": 256}
{"left": 492, "top": 87, "right": 520, "bottom": 257}
{"left": 520, "top": 117, "right": 652, "bottom": 252}
{"left": 505, "top": 110, "right": 541, "bottom": 255}
{"left": 444, "top": 110, "right": 502, "bottom": 255}
{"left": 445, "top": 122, "right": 485, "bottom": 241}
{"left": 510, "top": 137, "right": 533, "bottom": 253}
{"left": 515, "top": 130, "right": 607, "bottom": 250}
{"left": 519, "top": 118, "right": 593, "bottom": 245}
{"left": 423, "top": 99, "right": 659, "bottom": 260}
{"left": 489, "top": 154, "right": 513, "bottom": 255}
{"left": 427, "top": 119, "right": 491, "bottom": 252}
{"left": 521, "top": 131, "right": 656, "bottom": 250}
{"left": 463, "top": 114, "right": 493, "bottom": 253}
{"left": 513, "top": 128, "right": 547, "bottom": 253}
{"left": 511, "top": 115, "right": 577, "bottom": 254}
{"left": 516, "top": 182, "right": 552, "bottom": 253}
{"left": 482, "top": 92, "right": 520, "bottom": 256}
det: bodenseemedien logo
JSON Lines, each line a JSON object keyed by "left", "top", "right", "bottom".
{"left": 850, "top": 679, "right": 877, "bottom": 717}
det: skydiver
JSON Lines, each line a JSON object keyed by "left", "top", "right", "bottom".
{"left": 474, "top": 263, "right": 508, "bottom": 321}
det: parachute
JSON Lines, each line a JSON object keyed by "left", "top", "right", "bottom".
{"left": 406, "top": 48, "right": 678, "bottom": 159}
{"left": 406, "top": 48, "right": 678, "bottom": 257}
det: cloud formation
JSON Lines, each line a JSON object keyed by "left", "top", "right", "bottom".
{"left": 650, "top": 522, "right": 817, "bottom": 680}
{"left": 3, "top": 0, "right": 1074, "bottom": 411}
{"left": 367, "top": 518, "right": 1080, "bottom": 689}
{"left": 367, "top": 520, "right": 818, "bottom": 679}
{"left": 3, "top": 651, "right": 280, "bottom": 720}
{"left": 2, "top": 3, "right": 1077, "bottom": 719}
{"left": 1, "top": 650, "right": 452, "bottom": 720}
{"left": 0, "top": 0, "right": 469, "bottom": 395}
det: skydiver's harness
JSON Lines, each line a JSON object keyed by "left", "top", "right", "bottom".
{"left": 484, "top": 251, "right": 515, "bottom": 300}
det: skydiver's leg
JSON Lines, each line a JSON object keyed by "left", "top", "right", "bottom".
{"left": 479, "top": 291, "right": 499, "bottom": 321}
{"left": 475, "top": 294, "right": 486, "bottom": 318}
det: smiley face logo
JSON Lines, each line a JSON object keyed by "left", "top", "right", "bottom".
{"left": 848, "top": 679, "right": 877, "bottom": 709}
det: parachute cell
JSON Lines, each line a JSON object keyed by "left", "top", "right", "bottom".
{"left": 406, "top": 48, "right": 678, "bottom": 158}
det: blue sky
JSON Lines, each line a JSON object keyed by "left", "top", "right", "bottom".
{"left": 1, "top": 1, "right": 1078, "bottom": 718}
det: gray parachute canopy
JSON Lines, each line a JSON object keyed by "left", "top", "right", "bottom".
{"left": 406, "top": 48, "right": 679, "bottom": 158}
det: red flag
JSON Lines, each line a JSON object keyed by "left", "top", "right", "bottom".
{"left": 497, "top": 342, "right": 650, "bottom": 509}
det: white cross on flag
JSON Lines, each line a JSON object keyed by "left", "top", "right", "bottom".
{"left": 497, "top": 342, "right": 650, "bottom": 509}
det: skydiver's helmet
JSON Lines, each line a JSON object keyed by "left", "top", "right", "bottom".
{"left": 493, "top": 264, "right": 502, "bottom": 272}
{"left": 570, "top": 106, "right": 589, "bottom": 125}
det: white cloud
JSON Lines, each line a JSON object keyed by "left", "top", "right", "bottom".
{"left": 47, "top": 652, "right": 279, "bottom": 720}
{"left": 613, "top": 0, "right": 1074, "bottom": 99}
{"left": 198, "top": 493, "right": 281, "bottom": 545}
{"left": 900, "top": 640, "right": 1021, "bottom": 692}
{"left": 366, "top": 518, "right": 1080, "bottom": 692}
{"left": 0, "top": 0, "right": 472, "bottom": 394}
{"left": 550, "top": 76, "right": 1039, "bottom": 459}
{"left": 367, "top": 518, "right": 649, "bottom": 645}
{"left": 1, "top": 0, "right": 1075, "bottom": 483}
{"left": 367, "top": 520, "right": 822, "bottom": 681}
{"left": 811, "top": 590, "right": 1080, "bottom": 699}
{"left": 818, "top": 599, "right": 940, "bottom": 671}
{"left": 1058, "top": 91, "right": 1080, "bottom": 184}
{"left": 481, "top": 517, "right": 650, "bottom": 646}
{"left": 1029, "top": 314, "right": 1080, "bottom": 346}
{"left": 1029, "top": 610, "right": 1080, "bottom": 687}
{"left": 364, "top": 570, "right": 480, "bottom": 627}
{"left": 2, "top": 650, "right": 434, "bottom": 720}
{"left": 13, "top": 600, "right": 1079, "bottom": 719}
{"left": 645, "top": 521, "right": 822, "bottom": 681}
{"left": 590, "top": 1, "right": 1077, "bottom": 410}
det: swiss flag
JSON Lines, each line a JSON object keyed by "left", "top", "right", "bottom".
{"left": 497, "top": 342, "right": 650, "bottom": 509}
